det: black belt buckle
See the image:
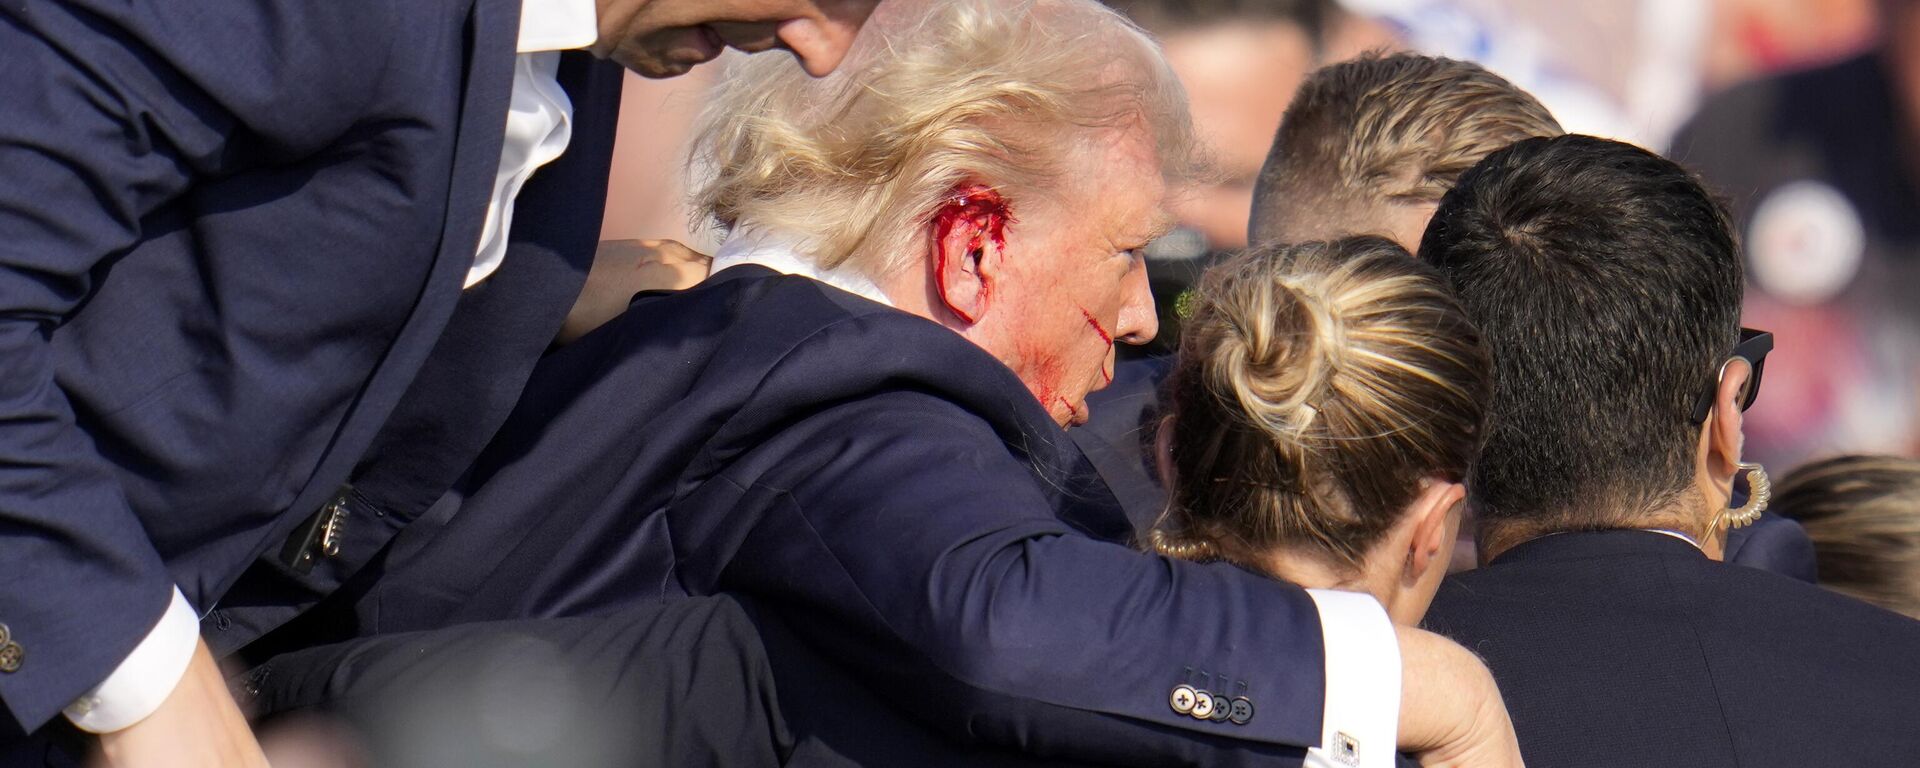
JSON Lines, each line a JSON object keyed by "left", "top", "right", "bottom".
{"left": 278, "top": 484, "right": 353, "bottom": 574}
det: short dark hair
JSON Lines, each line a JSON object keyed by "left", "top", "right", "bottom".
{"left": 1100, "top": 0, "right": 1334, "bottom": 49}
{"left": 1251, "top": 53, "right": 1562, "bottom": 246}
{"left": 1419, "top": 135, "right": 1742, "bottom": 532}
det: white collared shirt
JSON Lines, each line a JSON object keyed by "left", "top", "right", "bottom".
{"left": 65, "top": 0, "right": 598, "bottom": 733}
{"left": 709, "top": 228, "right": 893, "bottom": 306}
{"left": 467, "top": 0, "right": 598, "bottom": 288}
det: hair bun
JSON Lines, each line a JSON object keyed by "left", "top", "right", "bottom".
{"left": 1205, "top": 254, "right": 1348, "bottom": 438}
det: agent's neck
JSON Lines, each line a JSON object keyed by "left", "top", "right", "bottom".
{"left": 1476, "top": 512, "right": 1725, "bottom": 565}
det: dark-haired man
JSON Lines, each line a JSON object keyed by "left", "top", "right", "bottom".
{"left": 1418, "top": 134, "right": 1920, "bottom": 767}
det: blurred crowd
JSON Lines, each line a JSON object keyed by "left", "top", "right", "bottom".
{"left": 614, "top": 0, "right": 1914, "bottom": 467}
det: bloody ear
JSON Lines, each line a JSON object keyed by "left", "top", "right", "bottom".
{"left": 931, "top": 185, "right": 1011, "bottom": 325}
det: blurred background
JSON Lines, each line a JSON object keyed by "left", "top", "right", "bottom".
{"left": 597, "top": 0, "right": 1917, "bottom": 469}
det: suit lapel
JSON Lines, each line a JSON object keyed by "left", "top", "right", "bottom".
{"left": 257, "top": 0, "right": 520, "bottom": 562}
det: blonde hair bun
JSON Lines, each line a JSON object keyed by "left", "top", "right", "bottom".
{"left": 1154, "top": 236, "right": 1491, "bottom": 569}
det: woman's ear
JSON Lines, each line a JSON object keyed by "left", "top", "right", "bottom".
{"left": 1701, "top": 358, "right": 1752, "bottom": 501}
{"left": 929, "top": 185, "right": 1011, "bottom": 325}
{"left": 1404, "top": 480, "right": 1467, "bottom": 586}
{"left": 1152, "top": 414, "right": 1177, "bottom": 489}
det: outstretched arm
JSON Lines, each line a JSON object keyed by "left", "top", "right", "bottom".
{"left": 724, "top": 398, "right": 1518, "bottom": 766}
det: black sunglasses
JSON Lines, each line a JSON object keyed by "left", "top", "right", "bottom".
{"left": 1690, "top": 327, "right": 1773, "bottom": 424}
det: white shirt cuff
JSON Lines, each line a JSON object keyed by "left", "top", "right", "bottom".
{"left": 64, "top": 587, "right": 200, "bottom": 733}
{"left": 1303, "top": 589, "right": 1402, "bottom": 768}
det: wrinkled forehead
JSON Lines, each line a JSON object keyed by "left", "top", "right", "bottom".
{"left": 1021, "top": 123, "right": 1178, "bottom": 242}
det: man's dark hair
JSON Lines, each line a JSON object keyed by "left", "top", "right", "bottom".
{"left": 1419, "top": 134, "right": 1742, "bottom": 534}
{"left": 1101, "top": 0, "right": 1335, "bottom": 50}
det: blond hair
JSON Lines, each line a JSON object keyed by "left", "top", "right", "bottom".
{"left": 1249, "top": 52, "right": 1562, "bottom": 245}
{"left": 689, "top": 0, "right": 1201, "bottom": 278}
{"left": 1153, "top": 236, "right": 1490, "bottom": 570}
{"left": 1775, "top": 455, "right": 1920, "bottom": 619}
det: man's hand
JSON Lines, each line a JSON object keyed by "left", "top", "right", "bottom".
{"left": 559, "top": 238, "right": 712, "bottom": 344}
{"left": 1395, "top": 625, "right": 1525, "bottom": 767}
{"left": 93, "top": 640, "right": 268, "bottom": 768}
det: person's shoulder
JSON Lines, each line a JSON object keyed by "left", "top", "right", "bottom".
{"left": 1692, "top": 555, "right": 1920, "bottom": 633}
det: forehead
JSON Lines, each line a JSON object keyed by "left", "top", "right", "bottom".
{"left": 1054, "top": 126, "right": 1176, "bottom": 239}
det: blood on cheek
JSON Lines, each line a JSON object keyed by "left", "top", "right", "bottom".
{"left": 1078, "top": 306, "right": 1116, "bottom": 384}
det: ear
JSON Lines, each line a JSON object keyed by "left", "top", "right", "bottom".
{"left": 1403, "top": 479, "right": 1467, "bottom": 586}
{"left": 1152, "top": 414, "right": 1177, "bottom": 489}
{"left": 773, "top": 1, "right": 878, "bottom": 77}
{"left": 1701, "top": 358, "right": 1752, "bottom": 502}
{"left": 930, "top": 185, "right": 1012, "bottom": 326}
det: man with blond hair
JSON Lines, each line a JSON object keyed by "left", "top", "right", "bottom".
{"left": 251, "top": 2, "right": 1522, "bottom": 766}
{"left": 1080, "top": 53, "right": 1560, "bottom": 540}
{"left": 1249, "top": 52, "right": 1562, "bottom": 250}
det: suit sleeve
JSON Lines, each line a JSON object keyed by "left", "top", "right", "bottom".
{"left": 724, "top": 395, "right": 1401, "bottom": 766}
{"left": 0, "top": 4, "right": 235, "bottom": 731}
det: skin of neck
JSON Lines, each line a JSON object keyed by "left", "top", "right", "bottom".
{"left": 1473, "top": 439, "right": 1737, "bottom": 565}
{"left": 1475, "top": 359, "right": 1754, "bottom": 564}
{"left": 1250, "top": 481, "right": 1464, "bottom": 626}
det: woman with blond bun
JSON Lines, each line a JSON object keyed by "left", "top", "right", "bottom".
{"left": 1153, "top": 235, "right": 1490, "bottom": 626}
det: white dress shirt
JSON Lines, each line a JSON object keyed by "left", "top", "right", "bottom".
{"left": 709, "top": 228, "right": 893, "bottom": 306}
{"left": 1303, "top": 589, "right": 1402, "bottom": 768}
{"left": 65, "top": 0, "right": 598, "bottom": 732}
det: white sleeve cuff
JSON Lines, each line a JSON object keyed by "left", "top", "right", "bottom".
{"left": 64, "top": 587, "right": 200, "bottom": 733}
{"left": 1303, "top": 588, "right": 1402, "bottom": 768}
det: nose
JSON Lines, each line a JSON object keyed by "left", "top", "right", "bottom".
{"left": 1114, "top": 252, "right": 1159, "bottom": 345}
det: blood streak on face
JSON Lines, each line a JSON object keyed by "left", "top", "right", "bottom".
{"left": 932, "top": 185, "right": 1013, "bottom": 323}
{"left": 1078, "top": 306, "right": 1116, "bottom": 384}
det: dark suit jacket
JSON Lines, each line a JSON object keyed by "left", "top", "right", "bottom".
{"left": 1423, "top": 529, "right": 1920, "bottom": 768}
{"left": 310, "top": 266, "right": 1333, "bottom": 766}
{"left": 0, "top": 0, "right": 617, "bottom": 734}
{"left": 1073, "top": 356, "right": 1173, "bottom": 534}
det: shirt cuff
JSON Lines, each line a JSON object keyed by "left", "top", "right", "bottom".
{"left": 1303, "top": 589, "right": 1402, "bottom": 768}
{"left": 64, "top": 587, "right": 199, "bottom": 733}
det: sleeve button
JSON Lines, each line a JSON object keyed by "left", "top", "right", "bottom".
{"left": 1169, "top": 684, "right": 1197, "bottom": 715}
{"left": 1228, "top": 696, "right": 1254, "bottom": 725}
{"left": 1189, "top": 690, "right": 1216, "bottom": 720}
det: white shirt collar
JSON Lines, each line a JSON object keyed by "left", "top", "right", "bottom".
{"left": 710, "top": 228, "right": 894, "bottom": 307}
{"left": 518, "top": 0, "right": 598, "bottom": 53}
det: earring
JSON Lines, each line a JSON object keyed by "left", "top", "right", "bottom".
{"left": 1727, "top": 461, "right": 1771, "bottom": 529}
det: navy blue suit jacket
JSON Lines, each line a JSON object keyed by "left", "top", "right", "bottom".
{"left": 1423, "top": 530, "right": 1920, "bottom": 767}
{"left": 0, "top": 0, "right": 615, "bottom": 734}
{"left": 326, "top": 266, "right": 1333, "bottom": 766}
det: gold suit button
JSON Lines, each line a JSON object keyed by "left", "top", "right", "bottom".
{"left": 0, "top": 641, "right": 22, "bottom": 673}
{"left": 1169, "top": 684, "right": 1197, "bottom": 715}
{"left": 1189, "top": 690, "right": 1216, "bottom": 720}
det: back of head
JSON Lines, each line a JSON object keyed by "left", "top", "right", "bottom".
{"left": 1250, "top": 53, "right": 1562, "bottom": 247}
{"left": 1156, "top": 236, "right": 1490, "bottom": 569}
{"left": 1420, "top": 134, "right": 1743, "bottom": 536}
{"left": 1775, "top": 455, "right": 1920, "bottom": 619}
{"left": 689, "top": 0, "right": 1199, "bottom": 278}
